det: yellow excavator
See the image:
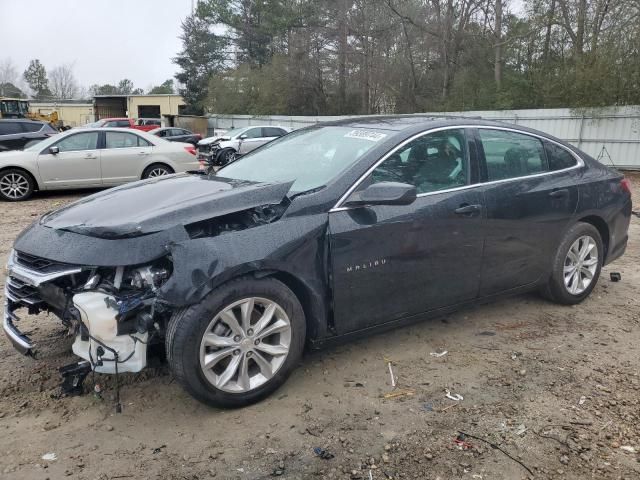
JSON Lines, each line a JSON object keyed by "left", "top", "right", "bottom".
{"left": 0, "top": 97, "right": 61, "bottom": 128}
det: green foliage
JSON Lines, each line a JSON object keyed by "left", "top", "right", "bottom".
{"left": 173, "top": 14, "right": 228, "bottom": 114}
{"left": 0, "top": 82, "right": 25, "bottom": 98}
{"left": 148, "top": 79, "right": 175, "bottom": 95}
{"left": 178, "top": 0, "right": 640, "bottom": 114}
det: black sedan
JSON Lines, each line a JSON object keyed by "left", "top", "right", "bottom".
{"left": 149, "top": 127, "right": 202, "bottom": 146}
{"left": 4, "top": 116, "right": 632, "bottom": 408}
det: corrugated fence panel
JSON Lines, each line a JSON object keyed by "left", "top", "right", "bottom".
{"left": 207, "top": 106, "right": 640, "bottom": 169}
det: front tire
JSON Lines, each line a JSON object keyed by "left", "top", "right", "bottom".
{"left": 0, "top": 169, "right": 35, "bottom": 201}
{"left": 541, "top": 222, "right": 603, "bottom": 305}
{"left": 216, "top": 149, "right": 236, "bottom": 166}
{"left": 166, "top": 277, "right": 306, "bottom": 408}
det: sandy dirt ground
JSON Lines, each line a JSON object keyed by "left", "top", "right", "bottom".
{"left": 0, "top": 174, "right": 638, "bottom": 480}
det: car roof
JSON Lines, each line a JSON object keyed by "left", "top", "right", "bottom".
{"left": 318, "top": 114, "right": 498, "bottom": 131}
{"left": 100, "top": 117, "right": 129, "bottom": 121}
{"left": 0, "top": 118, "right": 48, "bottom": 124}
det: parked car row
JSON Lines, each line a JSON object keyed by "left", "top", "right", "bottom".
{"left": 82, "top": 117, "right": 161, "bottom": 131}
{"left": 0, "top": 127, "right": 198, "bottom": 201}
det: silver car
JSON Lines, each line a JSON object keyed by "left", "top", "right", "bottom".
{"left": 0, "top": 128, "right": 200, "bottom": 201}
{"left": 197, "top": 125, "right": 291, "bottom": 166}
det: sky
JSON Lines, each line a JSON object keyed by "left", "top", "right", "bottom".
{"left": 0, "top": 0, "right": 194, "bottom": 92}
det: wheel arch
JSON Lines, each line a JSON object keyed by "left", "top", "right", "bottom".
{"left": 0, "top": 165, "right": 40, "bottom": 190}
{"left": 218, "top": 268, "right": 328, "bottom": 343}
{"left": 141, "top": 161, "right": 174, "bottom": 179}
{"left": 576, "top": 215, "right": 610, "bottom": 261}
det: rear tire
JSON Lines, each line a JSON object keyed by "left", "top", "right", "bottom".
{"left": 541, "top": 222, "right": 603, "bottom": 305}
{"left": 166, "top": 277, "right": 306, "bottom": 408}
{"left": 142, "top": 163, "right": 174, "bottom": 179}
{"left": 0, "top": 168, "right": 35, "bottom": 201}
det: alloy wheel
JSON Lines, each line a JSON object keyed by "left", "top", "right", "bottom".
{"left": 148, "top": 167, "right": 170, "bottom": 177}
{"left": 563, "top": 235, "right": 598, "bottom": 295}
{"left": 0, "top": 173, "right": 30, "bottom": 200}
{"left": 199, "top": 297, "right": 292, "bottom": 393}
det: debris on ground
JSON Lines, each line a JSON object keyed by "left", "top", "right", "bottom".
{"left": 41, "top": 453, "right": 57, "bottom": 461}
{"left": 445, "top": 389, "right": 463, "bottom": 401}
{"left": 610, "top": 272, "right": 622, "bottom": 281}
{"left": 313, "top": 447, "right": 335, "bottom": 460}
{"left": 430, "top": 350, "right": 448, "bottom": 357}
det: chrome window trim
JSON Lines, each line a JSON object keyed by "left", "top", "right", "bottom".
{"left": 330, "top": 125, "right": 584, "bottom": 212}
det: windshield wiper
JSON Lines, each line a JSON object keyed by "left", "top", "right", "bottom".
{"left": 288, "top": 185, "right": 326, "bottom": 200}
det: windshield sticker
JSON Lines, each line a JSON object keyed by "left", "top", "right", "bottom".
{"left": 344, "top": 130, "right": 387, "bottom": 142}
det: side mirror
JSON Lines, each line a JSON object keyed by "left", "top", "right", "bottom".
{"left": 49, "top": 146, "right": 59, "bottom": 155}
{"left": 344, "top": 182, "right": 417, "bottom": 207}
{"left": 239, "top": 134, "right": 247, "bottom": 140}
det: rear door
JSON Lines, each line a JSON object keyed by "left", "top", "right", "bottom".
{"left": 100, "top": 131, "right": 153, "bottom": 185}
{"left": 37, "top": 131, "right": 101, "bottom": 188}
{"left": 329, "top": 128, "right": 485, "bottom": 334}
{"left": 475, "top": 128, "right": 580, "bottom": 295}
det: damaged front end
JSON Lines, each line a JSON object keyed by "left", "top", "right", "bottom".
{"left": 5, "top": 248, "right": 173, "bottom": 373}
{"left": 4, "top": 175, "right": 298, "bottom": 391}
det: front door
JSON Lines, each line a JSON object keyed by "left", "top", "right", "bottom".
{"left": 100, "top": 131, "right": 153, "bottom": 185}
{"left": 329, "top": 128, "right": 485, "bottom": 334}
{"left": 238, "top": 127, "right": 269, "bottom": 154}
{"left": 474, "top": 128, "right": 580, "bottom": 295}
{"left": 37, "top": 131, "right": 101, "bottom": 188}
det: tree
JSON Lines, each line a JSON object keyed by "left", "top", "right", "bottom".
{"left": 0, "top": 59, "right": 26, "bottom": 97}
{"left": 174, "top": 14, "right": 228, "bottom": 114}
{"left": 23, "top": 59, "right": 51, "bottom": 99}
{"left": 148, "top": 79, "right": 175, "bottom": 94}
{"left": 89, "top": 84, "right": 119, "bottom": 96}
{"left": 117, "top": 78, "right": 134, "bottom": 95}
{"left": 132, "top": 88, "right": 145, "bottom": 95}
{"left": 50, "top": 63, "right": 79, "bottom": 99}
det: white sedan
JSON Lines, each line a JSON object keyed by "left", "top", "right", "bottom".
{"left": 0, "top": 128, "right": 200, "bottom": 201}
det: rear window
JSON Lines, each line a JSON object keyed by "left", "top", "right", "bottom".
{"left": 264, "top": 127, "right": 286, "bottom": 137}
{"left": 106, "top": 131, "right": 151, "bottom": 148}
{"left": 0, "top": 122, "right": 23, "bottom": 135}
{"left": 545, "top": 142, "right": 577, "bottom": 171}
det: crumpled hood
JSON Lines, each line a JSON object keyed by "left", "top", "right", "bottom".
{"left": 40, "top": 173, "right": 293, "bottom": 238}
{"left": 198, "top": 135, "right": 228, "bottom": 146}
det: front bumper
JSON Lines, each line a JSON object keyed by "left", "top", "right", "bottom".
{"left": 3, "top": 250, "right": 81, "bottom": 356}
{"left": 3, "top": 295, "right": 33, "bottom": 355}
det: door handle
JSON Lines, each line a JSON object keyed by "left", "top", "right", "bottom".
{"left": 549, "top": 189, "right": 569, "bottom": 198}
{"left": 138, "top": 151, "right": 149, "bottom": 155}
{"left": 84, "top": 154, "right": 97, "bottom": 159}
{"left": 454, "top": 204, "right": 482, "bottom": 215}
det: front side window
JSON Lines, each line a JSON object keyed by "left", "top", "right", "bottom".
{"left": 242, "top": 127, "right": 263, "bottom": 139}
{"left": 21, "top": 122, "right": 43, "bottom": 133}
{"left": 220, "top": 126, "right": 386, "bottom": 192}
{"left": 545, "top": 142, "right": 577, "bottom": 171}
{"left": 479, "top": 129, "right": 547, "bottom": 181}
{"left": 366, "top": 129, "right": 468, "bottom": 194}
{"left": 106, "top": 131, "right": 149, "bottom": 148}
{"left": 53, "top": 132, "right": 99, "bottom": 152}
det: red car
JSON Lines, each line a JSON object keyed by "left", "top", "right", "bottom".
{"left": 84, "top": 118, "right": 161, "bottom": 132}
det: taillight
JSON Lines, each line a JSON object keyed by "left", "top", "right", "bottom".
{"left": 184, "top": 146, "right": 196, "bottom": 156}
{"left": 620, "top": 178, "right": 632, "bottom": 195}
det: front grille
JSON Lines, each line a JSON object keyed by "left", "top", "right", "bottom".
{"left": 6, "top": 276, "right": 42, "bottom": 304}
{"left": 15, "top": 251, "right": 76, "bottom": 274}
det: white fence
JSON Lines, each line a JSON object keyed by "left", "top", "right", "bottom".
{"left": 207, "top": 106, "right": 640, "bottom": 170}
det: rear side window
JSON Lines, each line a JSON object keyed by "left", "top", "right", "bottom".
{"left": 479, "top": 129, "right": 547, "bottom": 181}
{"left": 0, "top": 122, "right": 23, "bottom": 135}
{"left": 106, "top": 131, "right": 150, "bottom": 148}
{"left": 545, "top": 142, "right": 577, "bottom": 171}
{"left": 21, "top": 122, "right": 43, "bottom": 133}
{"left": 243, "top": 127, "right": 263, "bottom": 139}
{"left": 263, "top": 127, "right": 286, "bottom": 137}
